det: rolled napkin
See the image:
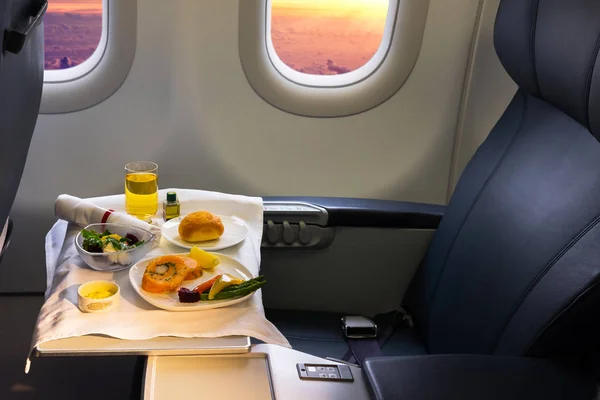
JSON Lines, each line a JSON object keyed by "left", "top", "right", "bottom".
{"left": 54, "top": 194, "right": 161, "bottom": 244}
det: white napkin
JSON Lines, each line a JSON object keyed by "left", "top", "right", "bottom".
{"left": 54, "top": 194, "right": 162, "bottom": 241}
{"left": 28, "top": 189, "right": 290, "bottom": 372}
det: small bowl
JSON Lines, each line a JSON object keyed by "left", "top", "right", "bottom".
{"left": 77, "top": 280, "right": 120, "bottom": 313}
{"left": 75, "top": 223, "right": 155, "bottom": 271}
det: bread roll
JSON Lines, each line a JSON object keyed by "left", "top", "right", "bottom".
{"left": 178, "top": 211, "right": 224, "bottom": 242}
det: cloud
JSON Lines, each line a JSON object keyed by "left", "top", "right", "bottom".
{"left": 270, "top": 14, "right": 383, "bottom": 75}
{"left": 63, "top": 12, "right": 85, "bottom": 19}
{"left": 297, "top": 66, "right": 324, "bottom": 75}
{"left": 43, "top": 13, "right": 102, "bottom": 70}
{"left": 326, "top": 59, "right": 350, "bottom": 74}
{"left": 44, "top": 56, "right": 80, "bottom": 70}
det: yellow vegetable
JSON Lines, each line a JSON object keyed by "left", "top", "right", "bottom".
{"left": 102, "top": 233, "right": 122, "bottom": 241}
{"left": 104, "top": 242, "right": 117, "bottom": 253}
{"left": 189, "top": 246, "right": 220, "bottom": 269}
{"left": 208, "top": 273, "right": 244, "bottom": 300}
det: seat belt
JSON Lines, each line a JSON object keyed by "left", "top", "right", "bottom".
{"left": 341, "top": 309, "right": 413, "bottom": 367}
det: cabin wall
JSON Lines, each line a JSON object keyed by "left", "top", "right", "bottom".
{"left": 0, "top": 0, "right": 516, "bottom": 292}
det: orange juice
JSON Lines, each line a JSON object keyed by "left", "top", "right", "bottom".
{"left": 125, "top": 173, "right": 158, "bottom": 220}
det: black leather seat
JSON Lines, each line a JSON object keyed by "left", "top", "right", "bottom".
{"left": 269, "top": 0, "right": 600, "bottom": 363}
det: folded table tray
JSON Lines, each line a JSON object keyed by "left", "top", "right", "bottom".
{"left": 36, "top": 335, "right": 251, "bottom": 357}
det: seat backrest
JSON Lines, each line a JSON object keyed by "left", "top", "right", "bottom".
{"left": 405, "top": 0, "right": 600, "bottom": 360}
{"left": 0, "top": 0, "right": 44, "bottom": 242}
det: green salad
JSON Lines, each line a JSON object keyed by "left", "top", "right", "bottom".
{"left": 81, "top": 229, "right": 145, "bottom": 253}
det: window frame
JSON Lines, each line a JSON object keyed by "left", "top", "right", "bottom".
{"left": 40, "top": 0, "right": 137, "bottom": 114}
{"left": 239, "top": 0, "right": 430, "bottom": 117}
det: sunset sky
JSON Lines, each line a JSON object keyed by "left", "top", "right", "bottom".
{"left": 44, "top": 0, "right": 389, "bottom": 73}
{"left": 47, "top": 0, "right": 102, "bottom": 14}
{"left": 271, "top": 0, "right": 388, "bottom": 75}
{"left": 44, "top": 0, "right": 102, "bottom": 69}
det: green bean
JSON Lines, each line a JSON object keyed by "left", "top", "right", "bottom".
{"left": 220, "top": 276, "right": 266, "bottom": 292}
{"left": 200, "top": 279, "right": 266, "bottom": 301}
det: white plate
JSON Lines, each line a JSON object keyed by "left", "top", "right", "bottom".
{"left": 161, "top": 215, "right": 248, "bottom": 251}
{"left": 129, "top": 253, "right": 255, "bottom": 311}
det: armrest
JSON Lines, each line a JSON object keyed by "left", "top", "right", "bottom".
{"left": 363, "top": 355, "right": 596, "bottom": 400}
{"left": 263, "top": 196, "right": 444, "bottom": 229}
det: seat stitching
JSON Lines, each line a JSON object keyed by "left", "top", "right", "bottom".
{"left": 495, "top": 213, "right": 600, "bottom": 352}
{"left": 524, "top": 274, "right": 600, "bottom": 355}
{"left": 585, "top": 30, "right": 600, "bottom": 129}
{"left": 426, "top": 94, "right": 529, "bottom": 338}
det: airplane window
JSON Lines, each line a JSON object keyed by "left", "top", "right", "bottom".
{"left": 240, "top": 0, "right": 429, "bottom": 116}
{"left": 270, "top": 0, "right": 389, "bottom": 76}
{"left": 40, "top": 0, "right": 137, "bottom": 113}
{"left": 44, "top": 0, "right": 103, "bottom": 71}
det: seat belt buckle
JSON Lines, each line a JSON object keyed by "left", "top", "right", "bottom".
{"left": 341, "top": 316, "right": 377, "bottom": 339}
{"left": 398, "top": 307, "right": 414, "bottom": 328}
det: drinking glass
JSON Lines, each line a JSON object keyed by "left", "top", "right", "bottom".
{"left": 125, "top": 161, "right": 158, "bottom": 221}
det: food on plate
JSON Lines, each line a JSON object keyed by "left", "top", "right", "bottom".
{"left": 81, "top": 229, "right": 145, "bottom": 253}
{"left": 177, "top": 274, "right": 223, "bottom": 303}
{"left": 141, "top": 254, "right": 204, "bottom": 293}
{"left": 178, "top": 211, "right": 224, "bottom": 242}
{"left": 177, "top": 275, "right": 266, "bottom": 303}
{"left": 201, "top": 276, "right": 266, "bottom": 301}
{"left": 193, "top": 274, "right": 222, "bottom": 294}
{"left": 139, "top": 250, "right": 264, "bottom": 304}
{"left": 182, "top": 256, "right": 203, "bottom": 280}
{"left": 189, "top": 246, "right": 220, "bottom": 269}
{"left": 177, "top": 288, "right": 201, "bottom": 303}
{"left": 142, "top": 255, "right": 191, "bottom": 293}
{"left": 208, "top": 273, "right": 245, "bottom": 299}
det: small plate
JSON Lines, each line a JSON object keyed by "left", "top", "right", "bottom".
{"left": 161, "top": 215, "right": 248, "bottom": 251}
{"left": 129, "top": 253, "right": 255, "bottom": 311}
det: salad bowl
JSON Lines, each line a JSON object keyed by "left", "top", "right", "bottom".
{"left": 75, "top": 223, "right": 155, "bottom": 272}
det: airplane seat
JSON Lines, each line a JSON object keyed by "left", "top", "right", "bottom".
{"left": 268, "top": 0, "right": 600, "bottom": 364}
{"left": 0, "top": 0, "right": 45, "bottom": 266}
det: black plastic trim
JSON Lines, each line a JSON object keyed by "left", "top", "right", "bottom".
{"left": 363, "top": 355, "right": 596, "bottom": 400}
{"left": 263, "top": 197, "right": 444, "bottom": 229}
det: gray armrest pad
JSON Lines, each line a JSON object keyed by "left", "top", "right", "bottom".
{"left": 363, "top": 355, "right": 597, "bottom": 400}
{"left": 263, "top": 196, "right": 444, "bottom": 228}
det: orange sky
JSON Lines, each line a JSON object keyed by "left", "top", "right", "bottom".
{"left": 45, "top": 0, "right": 388, "bottom": 75}
{"left": 272, "top": 0, "right": 388, "bottom": 18}
{"left": 271, "top": 0, "right": 388, "bottom": 74}
{"left": 48, "top": 0, "right": 102, "bottom": 14}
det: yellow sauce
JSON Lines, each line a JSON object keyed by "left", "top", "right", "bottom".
{"left": 85, "top": 290, "right": 116, "bottom": 299}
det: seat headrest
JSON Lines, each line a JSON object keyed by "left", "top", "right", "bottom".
{"left": 494, "top": 0, "right": 600, "bottom": 137}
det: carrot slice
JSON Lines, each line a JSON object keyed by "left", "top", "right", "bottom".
{"left": 193, "top": 274, "right": 222, "bottom": 294}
